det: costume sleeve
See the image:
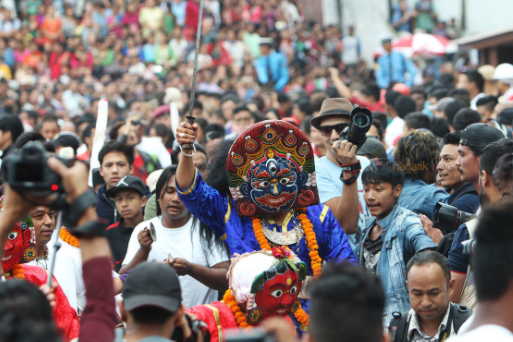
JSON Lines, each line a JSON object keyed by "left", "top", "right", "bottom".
{"left": 320, "top": 207, "right": 357, "bottom": 264}
{"left": 405, "top": 217, "right": 437, "bottom": 255}
{"left": 177, "top": 170, "right": 228, "bottom": 238}
{"left": 78, "top": 257, "right": 117, "bottom": 342}
{"left": 51, "top": 276, "right": 81, "bottom": 342}
{"left": 188, "top": 306, "right": 217, "bottom": 342}
{"left": 448, "top": 224, "right": 470, "bottom": 274}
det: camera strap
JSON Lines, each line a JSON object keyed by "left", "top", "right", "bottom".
{"left": 339, "top": 161, "right": 361, "bottom": 186}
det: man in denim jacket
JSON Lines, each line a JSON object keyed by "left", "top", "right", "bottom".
{"left": 354, "top": 160, "right": 437, "bottom": 327}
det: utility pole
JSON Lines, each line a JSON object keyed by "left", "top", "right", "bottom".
{"left": 461, "top": 0, "right": 466, "bottom": 31}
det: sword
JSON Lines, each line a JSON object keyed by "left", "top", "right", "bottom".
{"left": 46, "top": 212, "right": 62, "bottom": 287}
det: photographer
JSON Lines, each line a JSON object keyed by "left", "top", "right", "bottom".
{"left": 311, "top": 98, "right": 371, "bottom": 250}
{"left": 448, "top": 138, "right": 513, "bottom": 308}
{"left": 0, "top": 155, "right": 117, "bottom": 342}
{"left": 448, "top": 202, "right": 513, "bottom": 341}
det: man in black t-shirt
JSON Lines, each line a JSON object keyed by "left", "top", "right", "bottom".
{"left": 105, "top": 175, "right": 147, "bottom": 272}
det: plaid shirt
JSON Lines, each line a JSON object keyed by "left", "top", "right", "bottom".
{"left": 407, "top": 305, "right": 453, "bottom": 342}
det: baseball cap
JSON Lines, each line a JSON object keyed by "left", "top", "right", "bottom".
{"left": 460, "top": 124, "right": 505, "bottom": 152}
{"left": 357, "top": 138, "right": 387, "bottom": 160}
{"left": 105, "top": 175, "right": 146, "bottom": 198}
{"left": 122, "top": 262, "right": 182, "bottom": 313}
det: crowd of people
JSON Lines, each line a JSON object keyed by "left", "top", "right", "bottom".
{"left": 0, "top": 0, "right": 513, "bottom": 342}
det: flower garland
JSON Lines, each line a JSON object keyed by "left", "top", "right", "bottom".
{"left": 223, "top": 289, "right": 252, "bottom": 329}
{"left": 252, "top": 209, "right": 322, "bottom": 278}
{"left": 6, "top": 264, "right": 25, "bottom": 279}
{"left": 293, "top": 302, "right": 310, "bottom": 327}
{"left": 60, "top": 229, "right": 80, "bottom": 248}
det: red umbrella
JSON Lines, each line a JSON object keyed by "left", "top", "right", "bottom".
{"left": 375, "top": 33, "right": 457, "bottom": 58}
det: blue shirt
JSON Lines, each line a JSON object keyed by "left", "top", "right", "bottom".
{"left": 176, "top": 170, "right": 357, "bottom": 275}
{"left": 448, "top": 223, "right": 470, "bottom": 274}
{"left": 142, "top": 44, "right": 156, "bottom": 63}
{"left": 254, "top": 51, "right": 290, "bottom": 91}
{"left": 356, "top": 204, "right": 437, "bottom": 326}
{"left": 376, "top": 51, "right": 417, "bottom": 89}
{"left": 398, "top": 178, "right": 449, "bottom": 220}
{"left": 441, "top": 183, "right": 480, "bottom": 214}
{"left": 1, "top": 47, "right": 14, "bottom": 67}
{"left": 172, "top": 0, "right": 187, "bottom": 26}
{"left": 391, "top": 5, "right": 412, "bottom": 33}
{"left": 315, "top": 155, "right": 371, "bottom": 252}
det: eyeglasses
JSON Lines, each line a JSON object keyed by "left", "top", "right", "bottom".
{"left": 318, "top": 123, "right": 348, "bottom": 137}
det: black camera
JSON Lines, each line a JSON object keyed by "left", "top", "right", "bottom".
{"left": 462, "top": 239, "right": 476, "bottom": 257}
{"left": 4, "top": 142, "right": 68, "bottom": 197}
{"left": 339, "top": 106, "right": 373, "bottom": 148}
{"left": 432, "top": 202, "right": 477, "bottom": 231}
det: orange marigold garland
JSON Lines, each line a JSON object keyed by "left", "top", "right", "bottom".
{"left": 8, "top": 264, "right": 25, "bottom": 279}
{"left": 223, "top": 289, "right": 252, "bottom": 329}
{"left": 252, "top": 209, "right": 322, "bottom": 278}
{"left": 60, "top": 229, "right": 80, "bottom": 248}
{"left": 293, "top": 302, "right": 310, "bottom": 327}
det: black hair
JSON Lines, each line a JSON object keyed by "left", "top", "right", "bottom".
{"left": 448, "top": 89, "right": 471, "bottom": 107}
{"left": 310, "top": 92, "right": 329, "bottom": 112}
{"left": 371, "top": 112, "right": 387, "bottom": 128}
{"left": 479, "top": 139, "right": 513, "bottom": 176}
{"left": 406, "top": 251, "right": 451, "bottom": 285}
{"left": 0, "top": 280, "right": 61, "bottom": 342}
{"left": 204, "top": 123, "right": 225, "bottom": 144}
{"left": 430, "top": 88, "right": 449, "bottom": 101}
{"left": 452, "top": 108, "right": 482, "bottom": 131}
{"left": 81, "top": 124, "right": 95, "bottom": 143}
{"left": 155, "top": 166, "right": 229, "bottom": 257}
{"left": 498, "top": 108, "right": 513, "bottom": 127}
{"left": 151, "top": 123, "right": 175, "bottom": 150}
{"left": 394, "top": 95, "right": 416, "bottom": 119}
{"left": 473, "top": 202, "right": 513, "bottom": 301}
{"left": 442, "top": 131, "right": 461, "bottom": 147}
{"left": 221, "top": 93, "right": 239, "bottom": 104}
{"left": 130, "top": 306, "right": 175, "bottom": 325}
{"left": 444, "top": 100, "right": 468, "bottom": 126}
{"left": 296, "top": 97, "right": 313, "bottom": 116}
{"left": 52, "top": 133, "right": 81, "bottom": 155}
{"left": 232, "top": 105, "right": 251, "bottom": 117}
{"left": 0, "top": 114, "right": 24, "bottom": 143}
{"left": 394, "top": 130, "right": 439, "bottom": 181}
{"left": 492, "top": 153, "right": 513, "bottom": 189}
{"left": 14, "top": 131, "right": 46, "bottom": 148}
{"left": 41, "top": 116, "right": 58, "bottom": 125}
{"left": 430, "top": 117, "right": 450, "bottom": 139}
{"left": 204, "top": 139, "right": 235, "bottom": 195}
{"left": 410, "top": 86, "right": 426, "bottom": 99}
{"left": 370, "top": 119, "right": 384, "bottom": 141}
{"left": 404, "top": 112, "right": 430, "bottom": 130}
{"left": 277, "top": 92, "right": 290, "bottom": 103}
{"left": 362, "top": 159, "right": 405, "bottom": 188}
{"left": 476, "top": 96, "right": 498, "bottom": 113}
{"left": 98, "top": 140, "right": 135, "bottom": 166}
{"left": 464, "top": 70, "right": 485, "bottom": 93}
{"left": 309, "top": 262, "right": 385, "bottom": 342}
{"left": 363, "top": 83, "right": 381, "bottom": 102}
{"left": 385, "top": 90, "right": 401, "bottom": 106}
{"left": 182, "top": 100, "right": 203, "bottom": 116}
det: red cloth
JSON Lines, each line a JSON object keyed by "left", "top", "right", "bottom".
{"left": 132, "top": 154, "right": 147, "bottom": 184}
{"left": 70, "top": 52, "right": 93, "bottom": 70}
{"left": 79, "top": 257, "right": 117, "bottom": 342}
{"left": 188, "top": 301, "right": 238, "bottom": 342}
{"left": 206, "top": 43, "right": 232, "bottom": 67}
{"left": 350, "top": 96, "right": 385, "bottom": 112}
{"left": 6, "top": 264, "right": 80, "bottom": 342}
{"left": 186, "top": 0, "right": 200, "bottom": 35}
{"left": 77, "top": 150, "right": 90, "bottom": 161}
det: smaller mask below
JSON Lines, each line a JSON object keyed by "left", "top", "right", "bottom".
{"left": 2, "top": 214, "right": 37, "bottom": 273}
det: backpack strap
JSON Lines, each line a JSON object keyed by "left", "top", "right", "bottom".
{"left": 388, "top": 312, "right": 410, "bottom": 342}
{"left": 452, "top": 304, "right": 473, "bottom": 334}
{"left": 449, "top": 185, "right": 478, "bottom": 206}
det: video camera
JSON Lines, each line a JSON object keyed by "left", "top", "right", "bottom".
{"left": 339, "top": 106, "right": 374, "bottom": 148}
{"left": 432, "top": 202, "right": 477, "bottom": 232}
{"left": 461, "top": 239, "right": 476, "bottom": 257}
{"left": 4, "top": 141, "right": 70, "bottom": 200}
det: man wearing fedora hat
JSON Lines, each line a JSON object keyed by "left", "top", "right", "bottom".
{"left": 312, "top": 98, "right": 371, "bottom": 251}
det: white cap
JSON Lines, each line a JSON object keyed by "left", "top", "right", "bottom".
{"left": 493, "top": 63, "right": 513, "bottom": 80}
{"left": 259, "top": 37, "right": 274, "bottom": 46}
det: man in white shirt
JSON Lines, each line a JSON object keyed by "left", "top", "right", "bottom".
{"left": 456, "top": 70, "right": 485, "bottom": 110}
{"left": 121, "top": 166, "right": 230, "bottom": 308}
{"left": 341, "top": 26, "right": 361, "bottom": 67}
{"left": 447, "top": 203, "right": 513, "bottom": 342}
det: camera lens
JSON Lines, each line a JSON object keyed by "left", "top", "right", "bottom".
{"left": 353, "top": 113, "right": 370, "bottom": 127}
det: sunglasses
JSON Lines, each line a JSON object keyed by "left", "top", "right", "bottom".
{"left": 318, "top": 123, "right": 348, "bottom": 137}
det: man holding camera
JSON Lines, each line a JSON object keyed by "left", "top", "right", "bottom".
{"left": 449, "top": 129, "right": 510, "bottom": 309}
{"left": 311, "top": 98, "right": 371, "bottom": 251}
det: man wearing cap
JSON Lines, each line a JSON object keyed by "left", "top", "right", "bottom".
{"left": 449, "top": 125, "right": 506, "bottom": 309}
{"left": 254, "top": 37, "right": 289, "bottom": 92}
{"left": 311, "top": 98, "right": 371, "bottom": 251}
{"left": 105, "top": 175, "right": 148, "bottom": 272}
{"left": 376, "top": 38, "right": 417, "bottom": 89}
{"left": 357, "top": 138, "right": 388, "bottom": 160}
{"left": 120, "top": 261, "right": 186, "bottom": 342}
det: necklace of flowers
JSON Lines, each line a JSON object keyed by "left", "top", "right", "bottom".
{"left": 5, "top": 264, "right": 25, "bottom": 279}
{"left": 252, "top": 208, "right": 322, "bottom": 278}
{"left": 223, "top": 289, "right": 252, "bottom": 329}
{"left": 60, "top": 228, "right": 80, "bottom": 248}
